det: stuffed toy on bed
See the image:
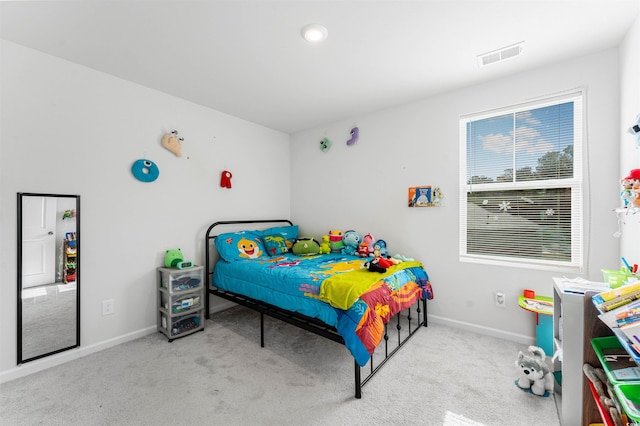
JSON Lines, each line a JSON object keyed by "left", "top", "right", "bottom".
{"left": 341, "top": 230, "right": 361, "bottom": 255}
{"left": 328, "top": 229, "right": 344, "bottom": 253}
{"left": 319, "top": 235, "right": 331, "bottom": 254}
{"left": 515, "top": 346, "right": 554, "bottom": 397}
{"left": 292, "top": 237, "right": 321, "bottom": 256}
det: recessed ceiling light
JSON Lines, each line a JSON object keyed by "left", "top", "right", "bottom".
{"left": 301, "top": 23, "right": 328, "bottom": 43}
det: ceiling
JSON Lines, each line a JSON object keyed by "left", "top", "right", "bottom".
{"left": 1, "top": 0, "right": 638, "bottom": 134}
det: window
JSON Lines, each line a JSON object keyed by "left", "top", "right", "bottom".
{"left": 459, "top": 92, "right": 583, "bottom": 271}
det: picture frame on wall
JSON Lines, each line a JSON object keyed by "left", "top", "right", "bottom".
{"left": 408, "top": 186, "right": 442, "bottom": 207}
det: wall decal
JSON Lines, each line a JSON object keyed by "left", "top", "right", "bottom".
{"left": 131, "top": 159, "right": 160, "bottom": 182}
{"left": 161, "top": 130, "right": 183, "bottom": 157}
{"left": 220, "top": 170, "right": 232, "bottom": 188}
{"left": 346, "top": 127, "right": 359, "bottom": 146}
{"left": 320, "top": 137, "right": 332, "bottom": 152}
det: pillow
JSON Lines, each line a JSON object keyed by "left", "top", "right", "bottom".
{"left": 215, "top": 230, "right": 266, "bottom": 261}
{"left": 261, "top": 225, "right": 298, "bottom": 256}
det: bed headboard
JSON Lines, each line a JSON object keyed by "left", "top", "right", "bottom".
{"left": 204, "top": 219, "right": 293, "bottom": 316}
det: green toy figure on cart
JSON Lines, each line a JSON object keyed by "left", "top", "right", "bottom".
{"left": 164, "top": 248, "right": 184, "bottom": 268}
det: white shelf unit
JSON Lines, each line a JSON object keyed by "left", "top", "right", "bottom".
{"left": 553, "top": 277, "right": 586, "bottom": 426}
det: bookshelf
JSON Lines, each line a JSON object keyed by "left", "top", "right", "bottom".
{"left": 552, "top": 277, "right": 612, "bottom": 426}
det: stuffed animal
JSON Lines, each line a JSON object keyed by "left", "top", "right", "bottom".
{"left": 362, "top": 233, "right": 375, "bottom": 256}
{"left": 341, "top": 230, "right": 362, "bottom": 255}
{"left": 373, "top": 239, "right": 387, "bottom": 257}
{"left": 583, "top": 363, "right": 626, "bottom": 425}
{"left": 319, "top": 235, "right": 331, "bottom": 254}
{"left": 515, "top": 346, "right": 554, "bottom": 397}
{"left": 164, "top": 248, "right": 184, "bottom": 268}
{"left": 624, "top": 169, "right": 640, "bottom": 208}
{"left": 292, "top": 237, "right": 320, "bottom": 256}
{"left": 621, "top": 178, "right": 637, "bottom": 207}
{"left": 328, "top": 229, "right": 344, "bottom": 253}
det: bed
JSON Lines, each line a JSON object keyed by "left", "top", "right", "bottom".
{"left": 204, "top": 219, "right": 433, "bottom": 398}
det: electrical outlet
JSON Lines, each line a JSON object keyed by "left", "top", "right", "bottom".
{"left": 495, "top": 292, "right": 506, "bottom": 308}
{"left": 102, "top": 299, "right": 115, "bottom": 316}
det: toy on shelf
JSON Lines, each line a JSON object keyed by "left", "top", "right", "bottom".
{"left": 582, "top": 363, "right": 624, "bottom": 426}
{"left": 63, "top": 232, "right": 77, "bottom": 283}
{"left": 515, "top": 345, "right": 554, "bottom": 397}
{"left": 62, "top": 209, "right": 76, "bottom": 220}
{"left": 621, "top": 177, "right": 638, "bottom": 208}
{"left": 164, "top": 248, "right": 194, "bottom": 269}
{"left": 624, "top": 169, "right": 640, "bottom": 208}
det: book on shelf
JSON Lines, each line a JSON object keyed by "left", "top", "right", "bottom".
{"left": 620, "top": 321, "right": 640, "bottom": 346}
{"left": 598, "top": 299, "right": 640, "bottom": 328}
{"left": 617, "top": 307, "right": 640, "bottom": 327}
{"left": 593, "top": 281, "right": 640, "bottom": 306}
{"left": 595, "top": 288, "right": 640, "bottom": 313}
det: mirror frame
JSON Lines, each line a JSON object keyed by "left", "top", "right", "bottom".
{"left": 17, "top": 192, "right": 81, "bottom": 364}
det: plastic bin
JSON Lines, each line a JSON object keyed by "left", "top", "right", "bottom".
{"left": 603, "top": 269, "right": 635, "bottom": 289}
{"left": 592, "top": 336, "right": 640, "bottom": 385}
{"left": 160, "top": 291, "right": 202, "bottom": 314}
{"left": 159, "top": 268, "right": 202, "bottom": 293}
{"left": 614, "top": 383, "right": 640, "bottom": 422}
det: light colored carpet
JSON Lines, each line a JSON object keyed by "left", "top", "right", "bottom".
{"left": 0, "top": 306, "right": 560, "bottom": 425}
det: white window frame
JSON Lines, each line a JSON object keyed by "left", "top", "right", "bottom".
{"left": 459, "top": 91, "right": 584, "bottom": 273}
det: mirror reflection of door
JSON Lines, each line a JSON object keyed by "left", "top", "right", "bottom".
{"left": 21, "top": 196, "right": 56, "bottom": 288}
{"left": 18, "top": 193, "right": 80, "bottom": 364}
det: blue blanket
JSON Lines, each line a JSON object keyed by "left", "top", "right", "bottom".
{"left": 213, "top": 253, "right": 431, "bottom": 366}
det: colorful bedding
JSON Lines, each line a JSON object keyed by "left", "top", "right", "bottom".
{"left": 212, "top": 252, "right": 432, "bottom": 366}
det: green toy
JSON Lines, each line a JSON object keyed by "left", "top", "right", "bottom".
{"left": 319, "top": 235, "right": 331, "bottom": 254}
{"left": 164, "top": 248, "right": 184, "bottom": 268}
{"left": 291, "top": 237, "right": 321, "bottom": 256}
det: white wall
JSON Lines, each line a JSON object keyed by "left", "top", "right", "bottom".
{"left": 0, "top": 40, "right": 290, "bottom": 380}
{"left": 290, "top": 49, "right": 621, "bottom": 343}
{"left": 619, "top": 15, "right": 640, "bottom": 266}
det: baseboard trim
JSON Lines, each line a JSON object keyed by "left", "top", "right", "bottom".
{"left": 427, "top": 314, "right": 536, "bottom": 347}
{"left": 0, "top": 325, "right": 157, "bottom": 384}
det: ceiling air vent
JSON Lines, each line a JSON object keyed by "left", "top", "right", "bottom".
{"left": 477, "top": 41, "right": 524, "bottom": 67}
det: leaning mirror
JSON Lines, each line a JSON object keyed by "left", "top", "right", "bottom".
{"left": 17, "top": 193, "right": 80, "bottom": 364}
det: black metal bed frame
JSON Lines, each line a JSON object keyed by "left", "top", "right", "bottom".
{"left": 204, "top": 219, "right": 428, "bottom": 398}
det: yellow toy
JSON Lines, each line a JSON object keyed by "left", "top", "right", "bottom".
{"left": 319, "top": 235, "right": 331, "bottom": 254}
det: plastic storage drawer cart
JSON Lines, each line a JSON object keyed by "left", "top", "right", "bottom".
{"left": 157, "top": 266, "right": 204, "bottom": 341}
